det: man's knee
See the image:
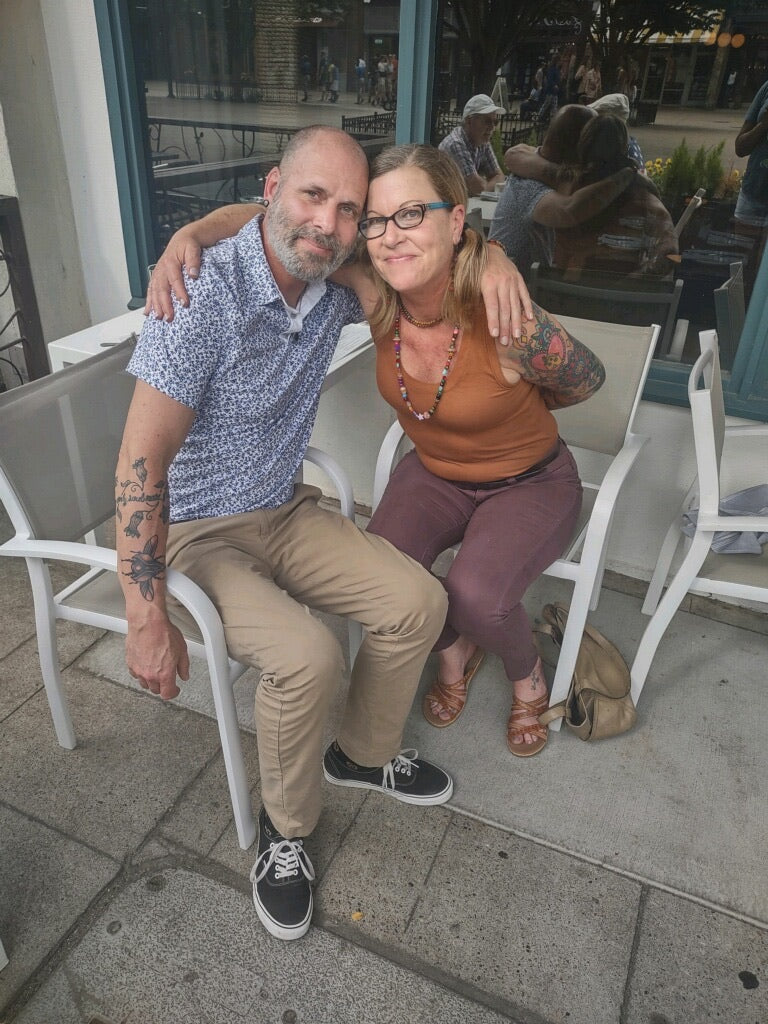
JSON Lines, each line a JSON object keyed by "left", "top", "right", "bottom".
{"left": 399, "top": 565, "right": 448, "bottom": 642}
{"left": 253, "top": 613, "right": 345, "bottom": 696}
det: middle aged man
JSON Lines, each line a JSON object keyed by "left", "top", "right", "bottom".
{"left": 116, "top": 126, "right": 454, "bottom": 944}
{"left": 438, "top": 93, "right": 507, "bottom": 197}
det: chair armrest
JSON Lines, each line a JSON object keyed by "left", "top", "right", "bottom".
{"left": 373, "top": 420, "right": 406, "bottom": 510}
{"left": 0, "top": 536, "right": 230, "bottom": 658}
{"left": 304, "top": 446, "right": 355, "bottom": 519}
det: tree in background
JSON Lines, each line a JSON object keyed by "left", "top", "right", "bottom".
{"left": 445, "top": 0, "right": 571, "bottom": 96}
{"left": 586, "top": 0, "right": 723, "bottom": 93}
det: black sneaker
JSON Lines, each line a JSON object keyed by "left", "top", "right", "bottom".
{"left": 249, "top": 807, "right": 315, "bottom": 941}
{"left": 323, "top": 743, "right": 453, "bottom": 805}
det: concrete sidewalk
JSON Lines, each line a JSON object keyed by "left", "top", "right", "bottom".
{"left": 1, "top": 500, "right": 766, "bottom": 1024}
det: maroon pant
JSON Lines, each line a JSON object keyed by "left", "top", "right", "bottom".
{"left": 367, "top": 441, "right": 582, "bottom": 681}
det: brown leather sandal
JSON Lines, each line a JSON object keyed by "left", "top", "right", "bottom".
{"left": 506, "top": 691, "right": 549, "bottom": 757}
{"left": 422, "top": 650, "right": 485, "bottom": 728}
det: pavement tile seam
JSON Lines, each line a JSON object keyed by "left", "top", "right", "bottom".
{"left": 617, "top": 884, "right": 650, "bottom": 1024}
{"left": 0, "top": 869, "right": 127, "bottom": 1022}
{"left": 0, "top": 800, "right": 124, "bottom": 868}
{"left": 147, "top": 744, "right": 247, "bottom": 858}
{"left": 449, "top": 805, "right": 768, "bottom": 933}
{"left": 402, "top": 810, "right": 454, "bottom": 933}
{"left": 311, "top": 914, "right": 529, "bottom": 1024}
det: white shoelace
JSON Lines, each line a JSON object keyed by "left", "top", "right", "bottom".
{"left": 381, "top": 748, "right": 419, "bottom": 792}
{"left": 250, "top": 838, "right": 316, "bottom": 884}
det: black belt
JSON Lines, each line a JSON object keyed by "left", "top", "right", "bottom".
{"left": 448, "top": 441, "right": 561, "bottom": 490}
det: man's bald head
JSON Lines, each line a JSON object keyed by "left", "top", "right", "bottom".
{"left": 278, "top": 125, "right": 369, "bottom": 181}
{"left": 540, "top": 104, "right": 597, "bottom": 165}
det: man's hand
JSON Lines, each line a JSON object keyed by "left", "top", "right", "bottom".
{"left": 480, "top": 244, "right": 533, "bottom": 346}
{"left": 125, "top": 616, "right": 190, "bottom": 701}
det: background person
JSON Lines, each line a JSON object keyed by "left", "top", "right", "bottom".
{"left": 492, "top": 105, "right": 636, "bottom": 280}
{"left": 734, "top": 77, "right": 768, "bottom": 276}
{"left": 553, "top": 114, "right": 677, "bottom": 276}
{"left": 438, "top": 93, "right": 507, "bottom": 197}
{"left": 588, "top": 92, "right": 645, "bottom": 168}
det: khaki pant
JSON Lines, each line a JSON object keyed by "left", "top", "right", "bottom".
{"left": 167, "top": 486, "right": 447, "bottom": 838}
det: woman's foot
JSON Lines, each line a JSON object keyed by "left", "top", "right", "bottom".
{"left": 423, "top": 637, "right": 484, "bottom": 728}
{"left": 506, "top": 658, "right": 549, "bottom": 757}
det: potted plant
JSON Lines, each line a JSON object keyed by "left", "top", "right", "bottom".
{"left": 645, "top": 140, "right": 735, "bottom": 221}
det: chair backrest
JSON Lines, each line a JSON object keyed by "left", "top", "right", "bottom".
{"left": 673, "top": 187, "right": 706, "bottom": 241}
{"left": 550, "top": 315, "right": 659, "bottom": 456}
{"left": 0, "top": 338, "right": 136, "bottom": 542}
{"left": 688, "top": 330, "right": 725, "bottom": 519}
{"left": 530, "top": 262, "right": 681, "bottom": 355}
{"left": 713, "top": 261, "right": 745, "bottom": 368}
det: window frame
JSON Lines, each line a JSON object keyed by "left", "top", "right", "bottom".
{"left": 95, "top": 0, "right": 768, "bottom": 420}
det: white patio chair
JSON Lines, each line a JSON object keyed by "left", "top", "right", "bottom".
{"left": 373, "top": 315, "right": 660, "bottom": 729}
{"left": 631, "top": 330, "right": 768, "bottom": 704}
{"left": 0, "top": 339, "right": 360, "bottom": 850}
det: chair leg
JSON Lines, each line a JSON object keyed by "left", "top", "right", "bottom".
{"left": 206, "top": 658, "right": 257, "bottom": 850}
{"left": 641, "top": 519, "right": 685, "bottom": 615}
{"left": 546, "top": 583, "right": 593, "bottom": 732}
{"left": 0, "top": 937, "right": 8, "bottom": 971}
{"left": 27, "top": 559, "right": 76, "bottom": 749}
{"left": 630, "top": 532, "right": 712, "bottom": 705}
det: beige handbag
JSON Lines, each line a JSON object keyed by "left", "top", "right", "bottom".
{"left": 536, "top": 603, "right": 637, "bottom": 741}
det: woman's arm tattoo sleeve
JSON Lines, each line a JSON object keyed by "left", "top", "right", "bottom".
{"left": 511, "top": 303, "right": 606, "bottom": 408}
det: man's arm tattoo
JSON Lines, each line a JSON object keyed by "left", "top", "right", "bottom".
{"left": 511, "top": 303, "right": 605, "bottom": 408}
{"left": 116, "top": 458, "right": 170, "bottom": 533}
{"left": 116, "top": 456, "right": 170, "bottom": 601}
{"left": 122, "top": 535, "right": 165, "bottom": 601}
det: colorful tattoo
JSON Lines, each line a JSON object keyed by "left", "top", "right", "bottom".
{"left": 512, "top": 302, "right": 605, "bottom": 408}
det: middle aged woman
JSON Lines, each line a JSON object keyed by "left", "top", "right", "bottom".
{"left": 144, "top": 144, "right": 605, "bottom": 756}
{"left": 353, "top": 145, "right": 605, "bottom": 755}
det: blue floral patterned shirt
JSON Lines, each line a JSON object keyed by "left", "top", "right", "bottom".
{"left": 128, "top": 216, "right": 363, "bottom": 520}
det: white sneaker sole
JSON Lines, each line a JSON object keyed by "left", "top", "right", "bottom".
{"left": 323, "top": 766, "right": 453, "bottom": 805}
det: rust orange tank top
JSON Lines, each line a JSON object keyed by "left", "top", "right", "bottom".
{"left": 375, "top": 322, "right": 558, "bottom": 481}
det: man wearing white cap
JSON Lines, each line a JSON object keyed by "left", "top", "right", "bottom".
{"left": 438, "top": 93, "right": 507, "bottom": 196}
{"left": 589, "top": 93, "right": 645, "bottom": 169}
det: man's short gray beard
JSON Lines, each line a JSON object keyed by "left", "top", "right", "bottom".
{"left": 265, "top": 196, "right": 353, "bottom": 282}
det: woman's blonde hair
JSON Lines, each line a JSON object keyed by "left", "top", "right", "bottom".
{"left": 359, "top": 144, "right": 487, "bottom": 338}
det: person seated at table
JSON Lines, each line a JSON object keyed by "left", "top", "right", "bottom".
{"left": 491, "top": 104, "right": 637, "bottom": 281}
{"left": 552, "top": 114, "right": 677, "bottom": 277}
{"left": 438, "top": 94, "right": 507, "bottom": 197}
{"left": 145, "top": 145, "right": 605, "bottom": 757}
{"left": 519, "top": 86, "right": 541, "bottom": 120}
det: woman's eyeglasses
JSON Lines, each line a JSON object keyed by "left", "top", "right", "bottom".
{"left": 358, "top": 202, "right": 454, "bottom": 240}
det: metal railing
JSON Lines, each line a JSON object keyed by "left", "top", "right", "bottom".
{"left": 0, "top": 196, "right": 47, "bottom": 390}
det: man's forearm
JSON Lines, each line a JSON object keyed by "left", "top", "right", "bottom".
{"left": 115, "top": 448, "right": 172, "bottom": 624}
{"left": 539, "top": 167, "right": 635, "bottom": 228}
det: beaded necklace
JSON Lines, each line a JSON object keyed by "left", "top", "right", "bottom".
{"left": 398, "top": 299, "right": 443, "bottom": 329}
{"left": 393, "top": 312, "right": 460, "bottom": 421}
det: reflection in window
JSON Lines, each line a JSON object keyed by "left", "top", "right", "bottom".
{"left": 429, "top": 14, "right": 768, "bottom": 383}
{"left": 126, "top": 1, "right": 399, "bottom": 251}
